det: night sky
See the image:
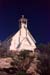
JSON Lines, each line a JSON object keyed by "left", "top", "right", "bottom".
{"left": 0, "top": 0, "right": 49, "bottom": 44}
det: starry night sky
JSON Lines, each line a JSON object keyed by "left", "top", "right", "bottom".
{"left": 0, "top": 0, "right": 49, "bottom": 44}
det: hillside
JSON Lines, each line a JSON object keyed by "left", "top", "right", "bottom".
{"left": 0, "top": 43, "right": 50, "bottom": 75}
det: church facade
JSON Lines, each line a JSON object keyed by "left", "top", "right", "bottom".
{"left": 2, "top": 15, "right": 36, "bottom": 52}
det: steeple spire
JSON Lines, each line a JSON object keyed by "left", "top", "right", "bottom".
{"left": 19, "top": 15, "right": 27, "bottom": 28}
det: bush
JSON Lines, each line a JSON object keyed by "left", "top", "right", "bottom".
{"left": 16, "top": 70, "right": 28, "bottom": 75}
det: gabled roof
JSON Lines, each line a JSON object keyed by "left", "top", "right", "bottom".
{"left": 17, "top": 37, "right": 36, "bottom": 51}
{"left": 3, "top": 28, "right": 36, "bottom": 44}
{"left": 17, "top": 37, "right": 31, "bottom": 49}
{"left": 16, "top": 29, "right": 36, "bottom": 50}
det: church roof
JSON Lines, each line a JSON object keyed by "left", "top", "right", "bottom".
{"left": 3, "top": 29, "right": 36, "bottom": 44}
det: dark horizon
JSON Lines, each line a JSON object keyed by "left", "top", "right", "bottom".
{"left": 0, "top": 0, "right": 49, "bottom": 44}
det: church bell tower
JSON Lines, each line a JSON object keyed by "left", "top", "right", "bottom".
{"left": 19, "top": 15, "right": 27, "bottom": 29}
{"left": 19, "top": 15, "right": 28, "bottom": 44}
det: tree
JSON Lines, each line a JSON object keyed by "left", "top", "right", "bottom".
{"left": 0, "top": 45, "right": 7, "bottom": 57}
{"left": 37, "top": 43, "right": 50, "bottom": 75}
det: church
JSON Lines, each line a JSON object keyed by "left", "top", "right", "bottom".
{"left": 2, "top": 15, "right": 36, "bottom": 52}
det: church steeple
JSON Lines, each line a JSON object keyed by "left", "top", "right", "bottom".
{"left": 19, "top": 15, "right": 27, "bottom": 28}
{"left": 18, "top": 15, "right": 28, "bottom": 44}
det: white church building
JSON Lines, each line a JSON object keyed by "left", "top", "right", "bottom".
{"left": 2, "top": 15, "right": 36, "bottom": 52}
